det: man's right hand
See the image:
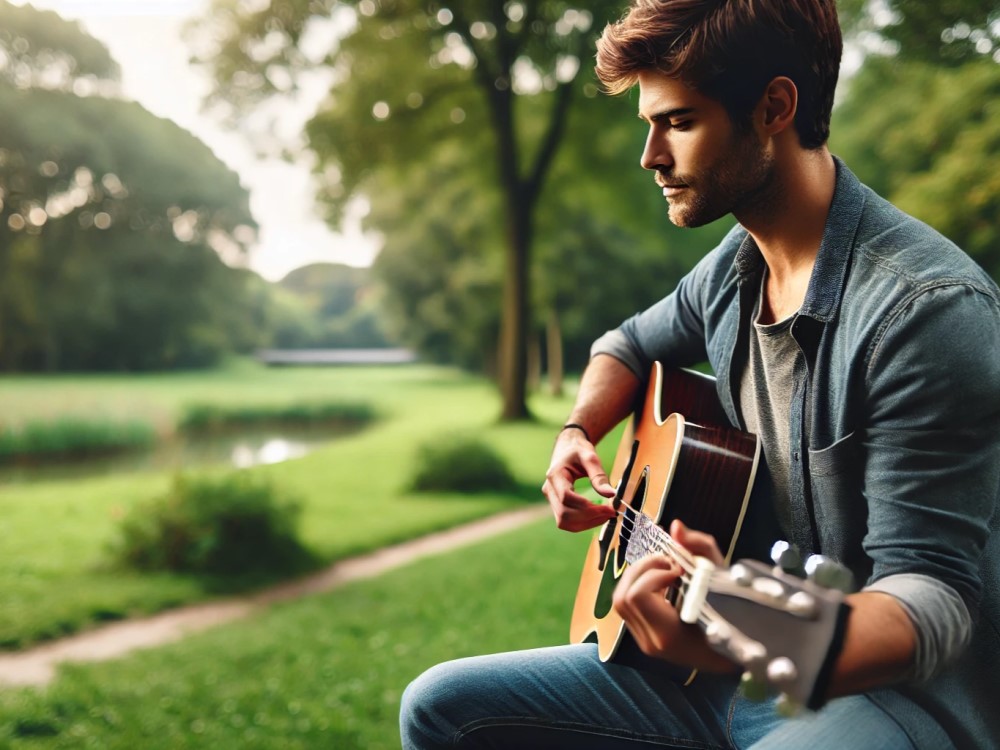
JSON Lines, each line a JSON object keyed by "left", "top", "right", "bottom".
{"left": 541, "top": 426, "right": 618, "bottom": 532}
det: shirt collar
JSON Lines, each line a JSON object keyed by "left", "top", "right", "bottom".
{"left": 733, "top": 156, "right": 866, "bottom": 324}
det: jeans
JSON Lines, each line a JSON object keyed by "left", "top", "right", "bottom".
{"left": 400, "top": 643, "right": 923, "bottom": 749}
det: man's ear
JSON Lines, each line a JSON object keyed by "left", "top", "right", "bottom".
{"left": 759, "top": 76, "right": 798, "bottom": 136}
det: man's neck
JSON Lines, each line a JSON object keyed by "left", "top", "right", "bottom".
{"left": 738, "top": 147, "right": 837, "bottom": 324}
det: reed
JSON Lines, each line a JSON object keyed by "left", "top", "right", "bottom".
{"left": 179, "top": 401, "right": 376, "bottom": 433}
{"left": 0, "top": 417, "right": 157, "bottom": 464}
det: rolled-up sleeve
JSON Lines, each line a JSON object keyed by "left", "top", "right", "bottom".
{"left": 865, "top": 573, "right": 972, "bottom": 682}
{"left": 862, "top": 282, "right": 1000, "bottom": 677}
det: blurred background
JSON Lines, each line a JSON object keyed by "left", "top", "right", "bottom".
{"left": 0, "top": 0, "right": 997, "bottom": 747}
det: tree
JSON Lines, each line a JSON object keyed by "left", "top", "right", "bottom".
{"left": 276, "top": 262, "right": 395, "bottom": 348}
{"left": 198, "top": 0, "right": 628, "bottom": 419}
{"left": 832, "top": 58, "right": 1000, "bottom": 280}
{"left": 838, "top": 0, "right": 999, "bottom": 66}
{"left": 0, "top": 1, "right": 261, "bottom": 371}
{"left": 0, "top": 0, "right": 119, "bottom": 89}
{"left": 831, "top": 0, "right": 1000, "bottom": 283}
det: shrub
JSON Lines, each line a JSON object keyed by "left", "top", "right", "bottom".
{"left": 409, "top": 437, "right": 518, "bottom": 494}
{"left": 0, "top": 417, "right": 156, "bottom": 464}
{"left": 112, "top": 472, "right": 312, "bottom": 576}
{"left": 179, "top": 401, "right": 375, "bottom": 433}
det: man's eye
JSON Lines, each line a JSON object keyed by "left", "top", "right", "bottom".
{"left": 671, "top": 120, "right": 692, "bottom": 130}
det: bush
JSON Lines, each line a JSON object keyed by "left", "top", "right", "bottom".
{"left": 179, "top": 401, "right": 375, "bottom": 433}
{"left": 409, "top": 437, "right": 518, "bottom": 494}
{"left": 112, "top": 472, "right": 312, "bottom": 576}
{"left": 0, "top": 417, "right": 156, "bottom": 464}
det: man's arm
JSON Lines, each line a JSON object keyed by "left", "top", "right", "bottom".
{"left": 613, "top": 523, "right": 919, "bottom": 698}
{"left": 541, "top": 354, "right": 642, "bottom": 532}
{"left": 827, "top": 592, "right": 916, "bottom": 696}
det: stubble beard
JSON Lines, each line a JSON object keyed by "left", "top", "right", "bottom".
{"left": 665, "top": 131, "right": 777, "bottom": 229}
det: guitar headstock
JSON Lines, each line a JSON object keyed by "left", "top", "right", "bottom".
{"left": 700, "top": 554, "right": 852, "bottom": 712}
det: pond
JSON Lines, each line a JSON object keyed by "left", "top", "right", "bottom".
{"left": 0, "top": 424, "right": 363, "bottom": 484}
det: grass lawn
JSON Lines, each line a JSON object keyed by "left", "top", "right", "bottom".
{"left": 0, "top": 519, "right": 593, "bottom": 749}
{"left": 0, "top": 361, "right": 614, "bottom": 649}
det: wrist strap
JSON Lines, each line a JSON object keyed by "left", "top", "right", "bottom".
{"left": 560, "top": 423, "right": 591, "bottom": 443}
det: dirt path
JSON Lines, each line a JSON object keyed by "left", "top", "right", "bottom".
{"left": 0, "top": 505, "right": 550, "bottom": 689}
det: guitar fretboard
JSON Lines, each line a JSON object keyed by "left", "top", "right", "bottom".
{"left": 620, "top": 506, "right": 697, "bottom": 574}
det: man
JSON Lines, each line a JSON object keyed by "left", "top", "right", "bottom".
{"left": 400, "top": 0, "right": 1000, "bottom": 747}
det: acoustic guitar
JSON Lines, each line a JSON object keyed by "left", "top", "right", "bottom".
{"left": 570, "top": 362, "right": 850, "bottom": 711}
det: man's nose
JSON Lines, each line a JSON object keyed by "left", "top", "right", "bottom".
{"left": 640, "top": 129, "right": 671, "bottom": 172}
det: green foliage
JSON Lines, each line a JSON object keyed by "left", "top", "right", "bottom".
{"left": 0, "top": 3, "right": 261, "bottom": 373}
{"left": 113, "top": 473, "right": 312, "bottom": 576}
{"left": 0, "top": 0, "right": 120, "bottom": 87}
{"left": 370, "top": 153, "right": 505, "bottom": 370}
{"left": 0, "top": 362, "right": 559, "bottom": 648}
{"left": 0, "top": 416, "right": 156, "bottom": 463}
{"left": 0, "top": 521, "right": 588, "bottom": 749}
{"left": 410, "top": 436, "right": 518, "bottom": 494}
{"left": 273, "top": 262, "right": 395, "bottom": 349}
{"left": 832, "top": 57, "right": 1000, "bottom": 279}
{"left": 841, "top": 0, "right": 1000, "bottom": 66}
{"left": 199, "top": 0, "right": 639, "bottom": 417}
{"left": 179, "top": 400, "right": 376, "bottom": 433}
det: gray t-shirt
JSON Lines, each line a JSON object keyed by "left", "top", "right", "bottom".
{"left": 738, "top": 289, "right": 799, "bottom": 538}
{"left": 735, "top": 278, "right": 972, "bottom": 683}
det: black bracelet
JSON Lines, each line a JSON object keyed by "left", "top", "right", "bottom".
{"left": 560, "top": 423, "right": 592, "bottom": 443}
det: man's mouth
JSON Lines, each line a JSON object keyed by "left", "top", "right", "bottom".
{"left": 656, "top": 176, "right": 688, "bottom": 196}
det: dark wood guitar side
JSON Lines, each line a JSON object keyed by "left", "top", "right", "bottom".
{"left": 570, "top": 362, "right": 761, "bottom": 662}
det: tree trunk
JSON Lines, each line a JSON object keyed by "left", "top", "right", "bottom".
{"left": 498, "top": 196, "right": 532, "bottom": 420}
{"left": 527, "top": 328, "right": 541, "bottom": 394}
{"left": 546, "top": 308, "right": 564, "bottom": 398}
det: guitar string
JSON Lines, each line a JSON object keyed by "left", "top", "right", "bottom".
{"left": 607, "top": 505, "right": 785, "bottom": 675}
{"left": 638, "top": 525, "right": 729, "bottom": 633}
{"left": 614, "top": 503, "right": 697, "bottom": 570}
{"left": 610, "top": 504, "right": 726, "bottom": 632}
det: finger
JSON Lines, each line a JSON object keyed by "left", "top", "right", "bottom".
{"left": 542, "top": 469, "right": 615, "bottom": 516}
{"left": 543, "top": 465, "right": 579, "bottom": 499}
{"left": 542, "top": 486, "right": 615, "bottom": 532}
{"left": 614, "top": 563, "right": 683, "bottom": 654}
{"left": 670, "top": 519, "right": 724, "bottom": 566}
{"left": 579, "top": 452, "right": 616, "bottom": 497}
{"left": 617, "top": 554, "right": 679, "bottom": 593}
{"left": 557, "top": 506, "right": 617, "bottom": 532}
{"left": 541, "top": 477, "right": 608, "bottom": 513}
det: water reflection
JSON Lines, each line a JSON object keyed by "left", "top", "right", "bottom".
{"left": 231, "top": 438, "right": 311, "bottom": 469}
{"left": 0, "top": 425, "right": 361, "bottom": 484}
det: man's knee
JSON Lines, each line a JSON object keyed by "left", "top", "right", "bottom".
{"left": 400, "top": 661, "right": 465, "bottom": 749}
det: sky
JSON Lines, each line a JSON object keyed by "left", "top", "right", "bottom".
{"left": 13, "top": 0, "right": 378, "bottom": 281}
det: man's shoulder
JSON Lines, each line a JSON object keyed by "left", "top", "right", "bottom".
{"left": 853, "top": 184, "right": 999, "bottom": 299}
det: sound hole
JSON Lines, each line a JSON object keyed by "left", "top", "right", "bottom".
{"left": 616, "top": 470, "right": 648, "bottom": 570}
{"left": 593, "top": 469, "right": 648, "bottom": 619}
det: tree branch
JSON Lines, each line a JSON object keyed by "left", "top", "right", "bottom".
{"left": 525, "top": 34, "right": 588, "bottom": 202}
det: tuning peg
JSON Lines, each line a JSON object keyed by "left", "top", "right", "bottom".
{"left": 766, "top": 657, "right": 798, "bottom": 685}
{"left": 739, "top": 671, "right": 770, "bottom": 702}
{"left": 728, "top": 563, "right": 753, "bottom": 587}
{"left": 775, "top": 693, "right": 802, "bottom": 717}
{"left": 804, "top": 554, "right": 855, "bottom": 593}
{"left": 770, "top": 540, "right": 804, "bottom": 576}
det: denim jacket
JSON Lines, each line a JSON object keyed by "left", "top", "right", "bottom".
{"left": 593, "top": 159, "right": 1000, "bottom": 748}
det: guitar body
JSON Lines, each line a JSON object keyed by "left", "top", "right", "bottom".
{"left": 570, "top": 362, "right": 761, "bottom": 662}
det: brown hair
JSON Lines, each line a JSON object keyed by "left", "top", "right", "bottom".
{"left": 595, "top": 0, "right": 842, "bottom": 148}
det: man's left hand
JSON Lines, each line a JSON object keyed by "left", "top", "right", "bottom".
{"left": 612, "top": 519, "right": 738, "bottom": 673}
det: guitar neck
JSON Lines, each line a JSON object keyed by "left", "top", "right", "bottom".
{"left": 618, "top": 506, "right": 850, "bottom": 711}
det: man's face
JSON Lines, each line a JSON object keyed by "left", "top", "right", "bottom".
{"left": 636, "top": 70, "right": 773, "bottom": 228}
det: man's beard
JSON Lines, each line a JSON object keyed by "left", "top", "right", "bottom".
{"left": 660, "top": 131, "right": 777, "bottom": 229}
